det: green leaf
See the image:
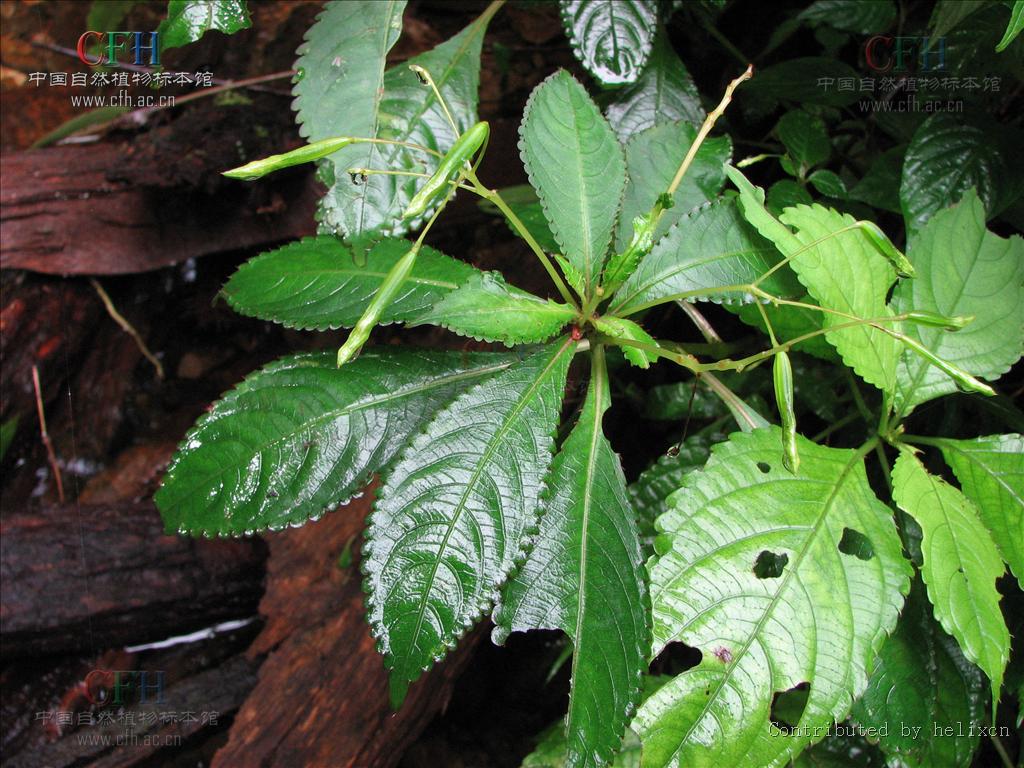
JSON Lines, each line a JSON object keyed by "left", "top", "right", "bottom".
{"left": 892, "top": 190, "right": 1024, "bottom": 412}
{"left": 852, "top": 582, "right": 986, "bottom": 768}
{"left": 495, "top": 352, "right": 649, "bottom": 768}
{"left": 735, "top": 296, "right": 838, "bottom": 360}
{"left": 410, "top": 272, "right": 577, "bottom": 346}
{"left": 604, "top": 33, "right": 704, "bottom": 143}
{"left": 87, "top": 0, "right": 139, "bottom": 32}
{"left": 158, "top": 0, "right": 251, "bottom": 51}
{"left": 559, "top": 0, "right": 657, "bottom": 85}
{"left": 155, "top": 349, "right": 514, "bottom": 536}
{"left": 616, "top": 121, "right": 732, "bottom": 252}
{"left": 365, "top": 339, "right": 576, "bottom": 706}
{"left": 797, "top": 0, "right": 896, "bottom": 34}
{"left": 930, "top": 0, "right": 990, "bottom": 38}
{"left": 521, "top": 70, "right": 627, "bottom": 291}
{"left": 0, "top": 415, "right": 18, "bottom": 462}
{"left": 933, "top": 434, "right": 1024, "bottom": 586}
{"left": 594, "top": 316, "right": 658, "bottom": 368}
{"left": 847, "top": 147, "right": 903, "bottom": 214}
{"left": 808, "top": 170, "right": 846, "bottom": 199}
{"left": 480, "top": 185, "right": 561, "bottom": 255}
{"left": 522, "top": 720, "right": 643, "bottom": 768}
{"left": 996, "top": 0, "right": 1024, "bottom": 51}
{"left": 223, "top": 236, "right": 476, "bottom": 330}
{"left": 900, "top": 114, "right": 1024, "bottom": 235}
{"left": 766, "top": 180, "right": 813, "bottom": 214}
{"left": 744, "top": 58, "right": 862, "bottom": 109}
{"left": 296, "top": 2, "right": 492, "bottom": 238}
{"left": 611, "top": 198, "right": 801, "bottom": 316}
{"left": 891, "top": 450, "right": 1010, "bottom": 703}
{"left": 637, "top": 428, "right": 911, "bottom": 768}
{"left": 775, "top": 110, "right": 830, "bottom": 169}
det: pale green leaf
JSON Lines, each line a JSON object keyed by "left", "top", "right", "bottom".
{"left": 410, "top": 272, "right": 577, "bottom": 346}
{"left": 560, "top": 0, "right": 657, "bottom": 85}
{"left": 365, "top": 339, "right": 576, "bottom": 705}
{"left": 616, "top": 121, "right": 732, "bottom": 252}
{"left": 776, "top": 110, "right": 830, "bottom": 169}
{"left": 900, "top": 114, "right": 1024, "bottom": 235}
{"left": 604, "top": 33, "right": 704, "bottom": 143}
{"left": 223, "top": 237, "right": 476, "bottom": 330}
{"left": 852, "top": 583, "right": 985, "bottom": 768}
{"left": 521, "top": 70, "right": 626, "bottom": 290}
{"left": 638, "top": 428, "right": 911, "bottom": 768}
{"left": 892, "top": 190, "right": 1024, "bottom": 412}
{"left": 933, "top": 433, "right": 1024, "bottom": 586}
{"left": 611, "top": 198, "right": 800, "bottom": 316}
{"left": 158, "top": 0, "right": 251, "bottom": 51}
{"left": 891, "top": 450, "right": 1010, "bottom": 701}
{"left": 495, "top": 355, "right": 649, "bottom": 768}
{"left": 996, "top": 0, "right": 1024, "bottom": 51}
{"left": 594, "top": 316, "right": 658, "bottom": 368}
{"left": 155, "top": 349, "right": 514, "bottom": 536}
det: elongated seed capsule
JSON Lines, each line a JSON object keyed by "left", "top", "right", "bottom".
{"left": 336, "top": 244, "right": 421, "bottom": 367}
{"left": 858, "top": 221, "right": 915, "bottom": 277}
{"left": 904, "top": 311, "right": 975, "bottom": 330}
{"left": 773, "top": 351, "right": 800, "bottom": 474}
{"left": 403, "top": 121, "right": 489, "bottom": 219}
{"left": 224, "top": 136, "right": 354, "bottom": 180}
{"left": 895, "top": 334, "right": 995, "bottom": 395}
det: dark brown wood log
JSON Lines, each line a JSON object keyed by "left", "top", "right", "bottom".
{"left": 213, "top": 491, "right": 482, "bottom": 768}
{"left": 0, "top": 503, "right": 266, "bottom": 657}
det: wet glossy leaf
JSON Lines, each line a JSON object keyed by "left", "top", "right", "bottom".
{"left": 808, "top": 170, "right": 846, "bottom": 199}
{"left": 891, "top": 450, "right": 1010, "bottom": 703}
{"left": 223, "top": 237, "right": 476, "bottom": 330}
{"left": 604, "top": 33, "right": 704, "bottom": 143}
{"left": 158, "top": 0, "right": 251, "bottom": 51}
{"left": 495, "top": 359, "right": 649, "bottom": 768}
{"left": 638, "top": 428, "right": 911, "bottom": 768}
{"left": 776, "top": 110, "right": 830, "bottom": 169}
{"left": 156, "top": 349, "right": 514, "bottom": 536}
{"left": 411, "top": 272, "right": 577, "bottom": 346}
{"left": 365, "top": 340, "right": 576, "bottom": 706}
{"left": 521, "top": 71, "right": 626, "bottom": 291}
{"left": 560, "top": 0, "right": 657, "bottom": 85}
{"left": 892, "top": 190, "right": 1024, "bottom": 412}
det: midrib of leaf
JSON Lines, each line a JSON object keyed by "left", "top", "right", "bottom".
{"left": 664, "top": 444, "right": 867, "bottom": 762}
{"left": 378, "top": 7, "right": 491, "bottom": 168}
{"left": 405, "top": 337, "right": 575, "bottom": 654}
{"left": 612, "top": 245, "right": 777, "bottom": 314}
{"left": 567, "top": 352, "right": 605, "bottom": 730}
{"left": 355, "top": 0, "right": 402, "bottom": 233}
{"left": 262, "top": 269, "right": 461, "bottom": 290}
{"left": 569, "top": 87, "right": 598, "bottom": 288}
{"left": 178, "top": 359, "right": 512, "bottom": 494}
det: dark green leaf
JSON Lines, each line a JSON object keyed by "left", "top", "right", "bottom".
{"left": 559, "top": 0, "right": 657, "bottom": 85}
{"left": 604, "top": 33, "right": 704, "bottom": 142}
{"left": 934, "top": 433, "right": 1024, "bottom": 585}
{"left": 776, "top": 110, "right": 830, "bottom": 169}
{"left": 930, "top": 0, "right": 990, "bottom": 38}
{"left": 223, "top": 237, "right": 476, "bottom": 330}
{"left": 892, "top": 190, "right": 1024, "bottom": 412}
{"left": 495, "top": 353, "right": 649, "bottom": 768}
{"left": 365, "top": 339, "right": 576, "bottom": 706}
{"left": 521, "top": 71, "right": 626, "bottom": 291}
{"left": 766, "top": 179, "right": 813, "bottom": 214}
{"left": 735, "top": 296, "right": 839, "bottom": 360}
{"left": 156, "top": 349, "right": 514, "bottom": 536}
{"left": 852, "top": 583, "right": 986, "bottom": 768}
{"left": 611, "top": 198, "right": 800, "bottom": 315}
{"left": 638, "top": 428, "right": 911, "bottom": 767}
{"left": 797, "top": 0, "right": 896, "bottom": 34}
{"left": 410, "top": 272, "right": 577, "bottom": 346}
{"left": 891, "top": 450, "right": 1009, "bottom": 702}
{"left": 847, "top": 147, "right": 903, "bottom": 214}
{"left": 0, "top": 415, "right": 18, "bottom": 462}
{"left": 900, "top": 114, "right": 1024, "bottom": 235}
{"left": 616, "top": 121, "right": 732, "bottom": 252}
{"left": 158, "top": 0, "right": 251, "bottom": 51}
{"left": 744, "top": 58, "right": 862, "bottom": 109}
{"left": 808, "top": 170, "right": 847, "bottom": 199}
{"left": 479, "top": 185, "right": 561, "bottom": 255}
{"left": 87, "top": 0, "right": 139, "bottom": 32}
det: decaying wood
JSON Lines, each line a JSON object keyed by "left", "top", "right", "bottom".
{"left": 213, "top": 491, "right": 482, "bottom": 768}
{"left": 0, "top": 503, "right": 266, "bottom": 657}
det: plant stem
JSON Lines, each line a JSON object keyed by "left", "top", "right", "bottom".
{"left": 811, "top": 411, "right": 859, "bottom": 442}
{"left": 677, "top": 301, "right": 723, "bottom": 344}
{"left": 90, "top": 279, "right": 164, "bottom": 379}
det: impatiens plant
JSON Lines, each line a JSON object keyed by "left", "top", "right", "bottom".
{"left": 156, "top": 1, "right": 1023, "bottom": 766}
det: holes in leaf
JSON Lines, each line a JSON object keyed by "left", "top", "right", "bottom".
{"left": 651, "top": 642, "right": 702, "bottom": 676}
{"left": 757, "top": 461, "right": 771, "bottom": 474}
{"left": 770, "top": 682, "right": 810, "bottom": 733}
{"left": 838, "top": 528, "right": 875, "bottom": 560}
{"left": 754, "top": 550, "right": 789, "bottom": 579}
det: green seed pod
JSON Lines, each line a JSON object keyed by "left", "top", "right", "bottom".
{"left": 403, "top": 121, "right": 489, "bottom": 220}
{"left": 858, "top": 221, "right": 915, "bottom": 278}
{"left": 773, "top": 350, "right": 800, "bottom": 474}
{"left": 223, "top": 136, "right": 354, "bottom": 180}
{"left": 904, "top": 311, "right": 975, "bottom": 331}
{"left": 337, "top": 244, "right": 421, "bottom": 367}
{"left": 895, "top": 334, "right": 995, "bottom": 396}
